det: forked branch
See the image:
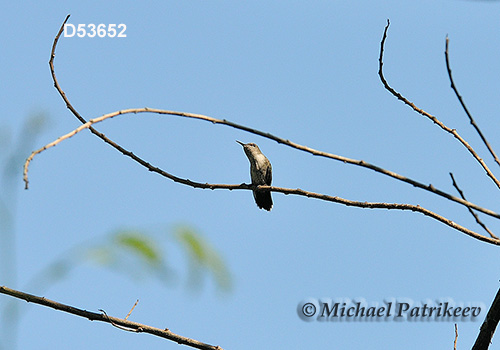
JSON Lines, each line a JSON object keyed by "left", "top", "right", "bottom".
{"left": 24, "top": 15, "right": 500, "bottom": 250}
{"left": 378, "top": 19, "right": 500, "bottom": 191}
{"left": 450, "top": 172, "right": 497, "bottom": 239}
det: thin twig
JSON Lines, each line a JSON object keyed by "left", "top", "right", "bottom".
{"left": 0, "top": 286, "right": 222, "bottom": 350}
{"left": 125, "top": 300, "right": 139, "bottom": 321}
{"left": 450, "top": 172, "right": 498, "bottom": 239}
{"left": 49, "top": 14, "right": 89, "bottom": 127}
{"left": 378, "top": 20, "right": 500, "bottom": 191}
{"left": 445, "top": 36, "right": 500, "bottom": 167}
{"left": 454, "top": 324, "right": 458, "bottom": 350}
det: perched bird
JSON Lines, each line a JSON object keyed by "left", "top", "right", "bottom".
{"left": 236, "top": 140, "right": 273, "bottom": 211}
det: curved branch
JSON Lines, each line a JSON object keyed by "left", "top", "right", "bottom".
{"left": 24, "top": 105, "right": 500, "bottom": 227}
{"left": 267, "top": 185, "right": 500, "bottom": 245}
{"left": 42, "top": 15, "right": 500, "bottom": 222}
{"left": 378, "top": 19, "right": 500, "bottom": 191}
{"left": 0, "top": 286, "right": 222, "bottom": 350}
{"left": 445, "top": 36, "right": 500, "bottom": 168}
{"left": 34, "top": 15, "right": 500, "bottom": 245}
{"left": 22, "top": 111, "right": 500, "bottom": 245}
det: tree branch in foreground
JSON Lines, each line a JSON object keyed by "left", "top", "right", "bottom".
{"left": 378, "top": 19, "right": 500, "bottom": 191}
{"left": 472, "top": 285, "right": 500, "bottom": 350}
{"left": 0, "top": 286, "right": 222, "bottom": 350}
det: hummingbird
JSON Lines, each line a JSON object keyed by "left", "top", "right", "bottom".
{"left": 236, "top": 141, "right": 273, "bottom": 211}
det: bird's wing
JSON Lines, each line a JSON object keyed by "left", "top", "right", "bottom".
{"left": 265, "top": 163, "right": 272, "bottom": 185}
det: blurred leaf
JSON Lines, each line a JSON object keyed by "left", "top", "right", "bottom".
{"left": 3, "top": 112, "right": 49, "bottom": 182}
{"left": 0, "top": 112, "right": 50, "bottom": 350}
{"left": 175, "top": 226, "right": 232, "bottom": 292}
{"left": 16, "top": 227, "right": 230, "bottom": 311}
{"left": 114, "top": 231, "right": 161, "bottom": 266}
{"left": 80, "top": 229, "right": 172, "bottom": 283}
{"left": 177, "top": 228, "right": 205, "bottom": 262}
{"left": 85, "top": 246, "right": 115, "bottom": 266}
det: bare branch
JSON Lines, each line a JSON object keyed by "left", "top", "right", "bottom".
{"left": 23, "top": 105, "right": 500, "bottom": 227}
{"left": 46, "top": 14, "right": 178, "bottom": 194}
{"left": 450, "top": 172, "right": 498, "bottom": 239}
{"left": 49, "top": 14, "right": 88, "bottom": 127}
{"left": 378, "top": 20, "right": 500, "bottom": 191}
{"left": 454, "top": 324, "right": 458, "bottom": 350}
{"left": 0, "top": 286, "right": 222, "bottom": 350}
{"left": 29, "top": 15, "right": 500, "bottom": 246}
{"left": 22, "top": 115, "right": 500, "bottom": 244}
{"left": 472, "top": 286, "right": 500, "bottom": 350}
{"left": 265, "top": 185, "right": 500, "bottom": 245}
{"left": 445, "top": 36, "right": 500, "bottom": 167}
{"left": 40, "top": 15, "right": 500, "bottom": 222}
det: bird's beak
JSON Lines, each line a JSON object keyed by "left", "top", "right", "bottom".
{"left": 236, "top": 140, "right": 245, "bottom": 146}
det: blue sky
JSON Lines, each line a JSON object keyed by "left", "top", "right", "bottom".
{"left": 2, "top": 1, "right": 500, "bottom": 349}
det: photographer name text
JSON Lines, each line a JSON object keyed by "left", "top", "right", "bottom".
{"left": 298, "top": 298, "right": 484, "bottom": 322}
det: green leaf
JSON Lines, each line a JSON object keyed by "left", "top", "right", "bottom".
{"left": 175, "top": 226, "right": 232, "bottom": 291}
{"left": 114, "top": 231, "right": 161, "bottom": 266}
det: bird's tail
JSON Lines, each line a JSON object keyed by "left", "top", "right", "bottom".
{"left": 254, "top": 190, "right": 273, "bottom": 211}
